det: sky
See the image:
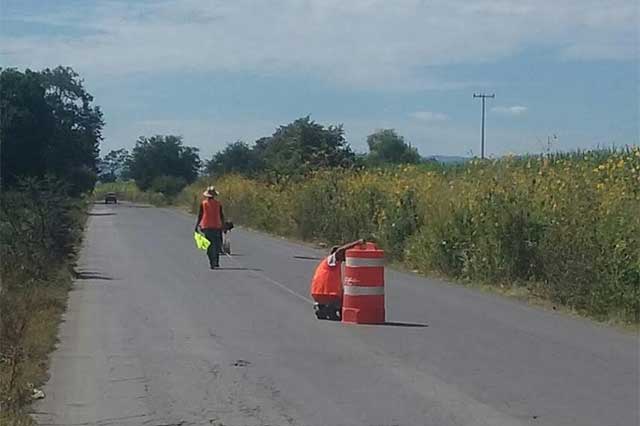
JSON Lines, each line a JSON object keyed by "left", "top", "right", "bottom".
{"left": 1, "top": 0, "right": 638, "bottom": 160}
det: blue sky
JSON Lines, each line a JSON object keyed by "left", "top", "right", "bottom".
{"left": 1, "top": 0, "right": 638, "bottom": 160}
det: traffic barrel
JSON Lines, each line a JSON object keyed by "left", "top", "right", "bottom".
{"left": 342, "top": 242, "right": 385, "bottom": 324}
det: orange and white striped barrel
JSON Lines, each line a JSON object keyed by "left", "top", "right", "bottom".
{"left": 342, "top": 242, "right": 385, "bottom": 324}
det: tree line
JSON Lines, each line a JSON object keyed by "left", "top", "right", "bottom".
{"left": 2, "top": 66, "right": 425, "bottom": 199}
{"left": 100, "top": 116, "right": 424, "bottom": 197}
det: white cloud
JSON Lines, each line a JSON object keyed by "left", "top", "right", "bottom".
{"left": 0, "top": 0, "right": 636, "bottom": 90}
{"left": 491, "top": 105, "right": 528, "bottom": 116}
{"left": 410, "top": 111, "right": 449, "bottom": 122}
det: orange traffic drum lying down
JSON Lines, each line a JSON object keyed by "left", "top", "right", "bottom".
{"left": 342, "top": 242, "right": 385, "bottom": 324}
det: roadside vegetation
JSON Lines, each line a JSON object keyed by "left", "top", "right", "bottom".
{"left": 0, "top": 67, "right": 102, "bottom": 423}
{"left": 0, "top": 181, "right": 86, "bottom": 424}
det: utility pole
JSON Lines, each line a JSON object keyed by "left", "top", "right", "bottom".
{"left": 547, "top": 134, "right": 558, "bottom": 154}
{"left": 473, "top": 93, "right": 495, "bottom": 159}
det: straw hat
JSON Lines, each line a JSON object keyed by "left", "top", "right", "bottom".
{"left": 203, "top": 186, "right": 218, "bottom": 198}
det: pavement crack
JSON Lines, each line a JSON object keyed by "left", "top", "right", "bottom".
{"left": 97, "top": 413, "right": 151, "bottom": 425}
{"left": 231, "top": 359, "right": 251, "bottom": 367}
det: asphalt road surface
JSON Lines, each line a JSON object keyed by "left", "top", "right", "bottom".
{"left": 34, "top": 203, "right": 638, "bottom": 426}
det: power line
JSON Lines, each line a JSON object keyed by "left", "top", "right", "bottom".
{"left": 473, "top": 93, "right": 495, "bottom": 159}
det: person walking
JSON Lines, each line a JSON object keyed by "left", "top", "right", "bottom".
{"left": 195, "top": 186, "right": 225, "bottom": 269}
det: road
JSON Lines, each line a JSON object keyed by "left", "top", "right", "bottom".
{"left": 33, "top": 203, "right": 638, "bottom": 426}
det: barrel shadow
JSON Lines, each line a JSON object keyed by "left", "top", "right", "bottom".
{"left": 340, "top": 320, "right": 428, "bottom": 327}
{"left": 379, "top": 321, "right": 428, "bottom": 328}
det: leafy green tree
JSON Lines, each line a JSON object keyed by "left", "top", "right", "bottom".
{"left": 205, "top": 141, "right": 262, "bottom": 177}
{"left": 128, "top": 135, "right": 200, "bottom": 191}
{"left": 0, "top": 69, "right": 55, "bottom": 187}
{"left": 39, "top": 67, "right": 104, "bottom": 194}
{"left": 366, "top": 129, "right": 420, "bottom": 165}
{"left": 256, "top": 116, "right": 354, "bottom": 176}
{"left": 0, "top": 67, "right": 103, "bottom": 195}
{"left": 98, "top": 149, "right": 130, "bottom": 182}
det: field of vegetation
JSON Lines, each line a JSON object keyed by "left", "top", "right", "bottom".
{"left": 180, "top": 147, "right": 640, "bottom": 324}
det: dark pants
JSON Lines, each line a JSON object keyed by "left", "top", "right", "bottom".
{"left": 202, "top": 228, "right": 223, "bottom": 267}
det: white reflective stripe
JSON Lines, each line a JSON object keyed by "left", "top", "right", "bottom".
{"left": 343, "top": 285, "right": 385, "bottom": 296}
{"left": 345, "top": 257, "right": 385, "bottom": 267}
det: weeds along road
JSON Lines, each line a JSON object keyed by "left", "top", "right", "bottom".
{"left": 33, "top": 203, "right": 638, "bottom": 426}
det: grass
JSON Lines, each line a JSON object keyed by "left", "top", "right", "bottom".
{"left": 179, "top": 147, "right": 640, "bottom": 325}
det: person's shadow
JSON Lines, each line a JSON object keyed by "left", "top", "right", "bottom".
{"left": 73, "top": 270, "right": 114, "bottom": 281}
{"left": 215, "top": 267, "right": 262, "bottom": 271}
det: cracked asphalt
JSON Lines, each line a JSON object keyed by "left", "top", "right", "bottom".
{"left": 33, "top": 203, "right": 638, "bottom": 426}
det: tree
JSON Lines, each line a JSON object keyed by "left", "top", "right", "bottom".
{"left": 205, "top": 141, "right": 262, "bottom": 177}
{"left": 255, "top": 116, "right": 354, "bottom": 176}
{"left": 0, "top": 69, "right": 55, "bottom": 187}
{"left": 127, "top": 135, "right": 200, "bottom": 191}
{"left": 39, "top": 67, "right": 104, "bottom": 194}
{"left": 366, "top": 129, "right": 420, "bottom": 165}
{"left": 98, "top": 149, "right": 130, "bottom": 182}
{"left": 0, "top": 67, "right": 104, "bottom": 195}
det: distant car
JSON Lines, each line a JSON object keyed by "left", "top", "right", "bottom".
{"left": 104, "top": 192, "right": 117, "bottom": 204}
